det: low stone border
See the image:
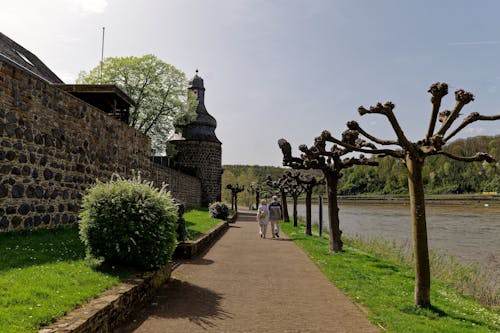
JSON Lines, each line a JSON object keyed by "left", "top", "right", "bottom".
{"left": 39, "top": 265, "right": 171, "bottom": 333}
{"left": 226, "top": 212, "right": 238, "bottom": 223}
{"left": 39, "top": 219, "right": 230, "bottom": 332}
{"left": 173, "top": 220, "right": 229, "bottom": 259}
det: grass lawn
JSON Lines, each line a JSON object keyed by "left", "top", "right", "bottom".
{"left": 184, "top": 207, "right": 226, "bottom": 240}
{"left": 0, "top": 227, "right": 131, "bottom": 333}
{"left": 281, "top": 222, "right": 500, "bottom": 333}
{"left": 0, "top": 207, "right": 223, "bottom": 332}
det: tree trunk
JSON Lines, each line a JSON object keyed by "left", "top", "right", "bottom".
{"left": 407, "top": 156, "right": 431, "bottom": 308}
{"left": 305, "top": 190, "right": 312, "bottom": 236}
{"left": 255, "top": 193, "right": 259, "bottom": 211}
{"left": 281, "top": 189, "right": 290, "bottom": 222}
{"left": 325, "top": 172, "right": 343, "bottom": 252}
{"left": 235, "top": 195, "right": 238, "bottom": 213}
{"left": 292, "top": 196, "right": 298, "bottom": 227}
{"left": 231, "top": 195, "right": 234, "bottom": 210}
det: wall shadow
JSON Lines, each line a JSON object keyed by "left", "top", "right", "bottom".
{"left": 118, "top": 279, "right": 232, "bottom": 332}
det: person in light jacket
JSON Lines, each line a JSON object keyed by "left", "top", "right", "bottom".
{"left": 268, "top": 195, "right": 282, "bottom": 238}
{"left": 256, "top": 199, "right": 269, "bottom": 238}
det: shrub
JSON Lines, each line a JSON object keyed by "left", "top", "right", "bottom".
{"left": 209, "top": 202, "right": 229, "bottom": 220}
{"left": 79, "top": 175, "right": 178, "bottom": 269}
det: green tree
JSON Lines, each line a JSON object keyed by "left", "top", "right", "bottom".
{"left": 77, "top": 55, "right": 196, "bottom": 154}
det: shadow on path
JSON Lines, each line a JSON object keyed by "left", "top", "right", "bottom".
{"left": 119, "top": 279, "right": 232, "bottom": 332}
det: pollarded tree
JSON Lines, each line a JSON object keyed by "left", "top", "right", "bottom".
{"left": 282, "top": 172, "right": 305, "bottom": 227}
{"left": 278, "top": 133, "right": 377, "bottom": 252}
{"left": 289, "top": 173, "right": 325, "bottom": 236}
{"left": 265, "top": 174, "right": 290, "bottom": 222}
{"left": 226, "top": 184, "right": 244, "bottom": 212}
{"left": 247, "top": 182, "right": 263, "bottom": 210}
{"left": 325, "top": 82, "right": 499, "bottom": 308}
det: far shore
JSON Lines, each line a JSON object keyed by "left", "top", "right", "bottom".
{"left": 294, "top": 194, "right": 500, "bottom": 208}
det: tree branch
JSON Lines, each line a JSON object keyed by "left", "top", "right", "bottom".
{"left": 347, "top": 121, "right": 398, "bottom": 145}
{"left": 435, "top": 151, "right": 494, "bottom": 163}
{"left": 444, "top": 113, "right": 500, "bottom": 142}
{"left": 358, "top": 102, "right": 414, "bottom": 153}
{"left": 320, "top": 131, "right": 405, "bottom": 158}
{"left": 278, "top": 139, "right": 308, "bottom": 169}
{"left": 436, "top": 89, "right": 474, "bottom": 136}
{"left": 426, "top": 82, "right": 448, "bottom": 140}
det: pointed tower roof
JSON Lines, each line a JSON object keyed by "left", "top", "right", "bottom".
{"left": 171, "top": 71, "right": 220, "bottom": 143}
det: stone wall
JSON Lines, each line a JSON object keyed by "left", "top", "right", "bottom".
{"left": 173, "top": 140, "right": 222, "bottom": 206}
{"left": 0, "top": 57, "right": 201, "bottom": 232}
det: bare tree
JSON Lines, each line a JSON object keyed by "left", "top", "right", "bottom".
{"left": 325, "top": 82, "right": 499, "bottom": 308}
{"left": 289, "top": 173, "right": 325, "bottom": 236}
{"left": 226, "top": 184, "right": 245, "bottom": 213}
{"left": 247, "top": 182, "right": 263, "bottom": 210}
{"left": 279, "top": 133, "right": 377, "bottom": 252}
{"left": 282, "top": 172, "right": 305, "bottom": 227}
{"left": 265, "top": 174, "right": 290, "bottom": 222}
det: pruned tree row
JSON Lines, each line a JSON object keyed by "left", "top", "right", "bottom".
{"left": 278, "top": 82, "right": 499, "bottom": 308}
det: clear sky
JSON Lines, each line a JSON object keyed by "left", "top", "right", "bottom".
{"left": 2, "top": 0, "right": 499, "bottom": 165}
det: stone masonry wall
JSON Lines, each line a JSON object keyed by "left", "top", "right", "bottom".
{"left": 173, "top": 140, "right": 222, "bottom": 206}
{"left": 0, "top": 57, "right": 201, "bottom": 232}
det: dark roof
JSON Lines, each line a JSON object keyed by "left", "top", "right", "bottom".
{"left": 0, "top": 32, "right": 63, "bottom": 83}
{"left": 54, "top": 84, "right": 134, "bottom": 124}
{"left": 54, "top": 84, "right": 136, "bottom": 107}
{"left": 189, "top": 73, "right": 205, "bottom": 90}
{"left": 170, "top": 72, "right": 220, "bottom": 144}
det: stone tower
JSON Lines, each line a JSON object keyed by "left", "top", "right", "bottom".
{"left": 170, "top": 71, "right": 222, "bottom": 206}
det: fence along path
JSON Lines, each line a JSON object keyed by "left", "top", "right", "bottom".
{"left": 118, "top": 210, "right": 379, "bottom": 332}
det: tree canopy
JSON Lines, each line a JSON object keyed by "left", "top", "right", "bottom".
{"left": 77, "top": 54, "right": 196, "bottom": 154}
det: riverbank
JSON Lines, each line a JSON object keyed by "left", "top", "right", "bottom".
{"left": 339, "top": 194, "right": 500, "bottom": 207}
{"left": 291, "top": 202, "right": 499, "bottom": 278}
{"left": 298, "top": 194, "right": 500, "bottom": 207}
{"left": 281, "top": 222, "right": 500, "bottom": 332}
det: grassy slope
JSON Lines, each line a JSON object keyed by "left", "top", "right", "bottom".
{"left": 281, "top": 223, "right": 500, "bottom": 333}
{"left": 0, "top": 227, "right": 128, "bottom": 333}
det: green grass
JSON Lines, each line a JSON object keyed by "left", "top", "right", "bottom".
{"left": 281, "top": 222, "right": 500, "bottom": 333}
{"left": 0, "top": 227, "right": 130, "bottom": 333}
{"left": 184, "top": 207, "right": 225, "bottom": 240}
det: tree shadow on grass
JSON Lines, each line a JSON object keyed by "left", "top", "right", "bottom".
{"left": 400, "top": 304, "right": 498, "bottom": 331}
{"left": 118, "top": 279, "right": 232, "bottom": 332}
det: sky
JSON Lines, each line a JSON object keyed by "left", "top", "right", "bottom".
{"left": 2, "top": 0, "right": 500, "bottom": 166}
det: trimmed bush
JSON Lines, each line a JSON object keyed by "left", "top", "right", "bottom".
{"left": 209, "top": 201, "right": 229, "bottom": 220}
{"left": 79, "top": 175, "right": 178, "bottom": 269}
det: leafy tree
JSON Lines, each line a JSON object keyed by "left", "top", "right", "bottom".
{"left": 339, "top": 82, "right": 499, "bottom": 308}
{"left": 77, "top": 55, "right": 196, "bottom": 154}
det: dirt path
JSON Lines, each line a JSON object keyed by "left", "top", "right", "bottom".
{"left": 116, "top": 211, "right": 379, "bottom": 333}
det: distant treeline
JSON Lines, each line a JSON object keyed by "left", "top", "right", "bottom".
{"left": 222, "top": 136, "right": 499, "bottom": 205}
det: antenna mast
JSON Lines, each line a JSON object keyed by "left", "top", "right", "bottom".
{"left": 99, "top": 27, "right": 105, "bottom": 84}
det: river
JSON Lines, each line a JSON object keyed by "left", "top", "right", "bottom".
{"left": 292, "top": 202, "right": 499, "bottom": 270}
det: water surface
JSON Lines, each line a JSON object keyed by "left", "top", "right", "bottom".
{"left": 292, "top": 203, "right": 499, "bottom": 270}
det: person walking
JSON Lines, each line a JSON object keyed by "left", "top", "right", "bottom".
{"left": 256, "top": 199, "right": 269, "bottom": 238}
{"left": 268, "top": 195, "right": 282, "bottom": 238}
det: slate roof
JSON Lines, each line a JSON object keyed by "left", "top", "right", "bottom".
{"left": 170, "top": 72, "right": 221, "bottom": 144}
{"left": 0, "top": 32, "right": 63, "bottom": 83}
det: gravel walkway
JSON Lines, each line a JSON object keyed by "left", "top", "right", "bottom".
{"left": 116, "top": 211, "right": 379, "bottom": 333}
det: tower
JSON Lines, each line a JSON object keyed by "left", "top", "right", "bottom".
{"left": 170, "top": 71, "right": 222, "bottom": 205}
